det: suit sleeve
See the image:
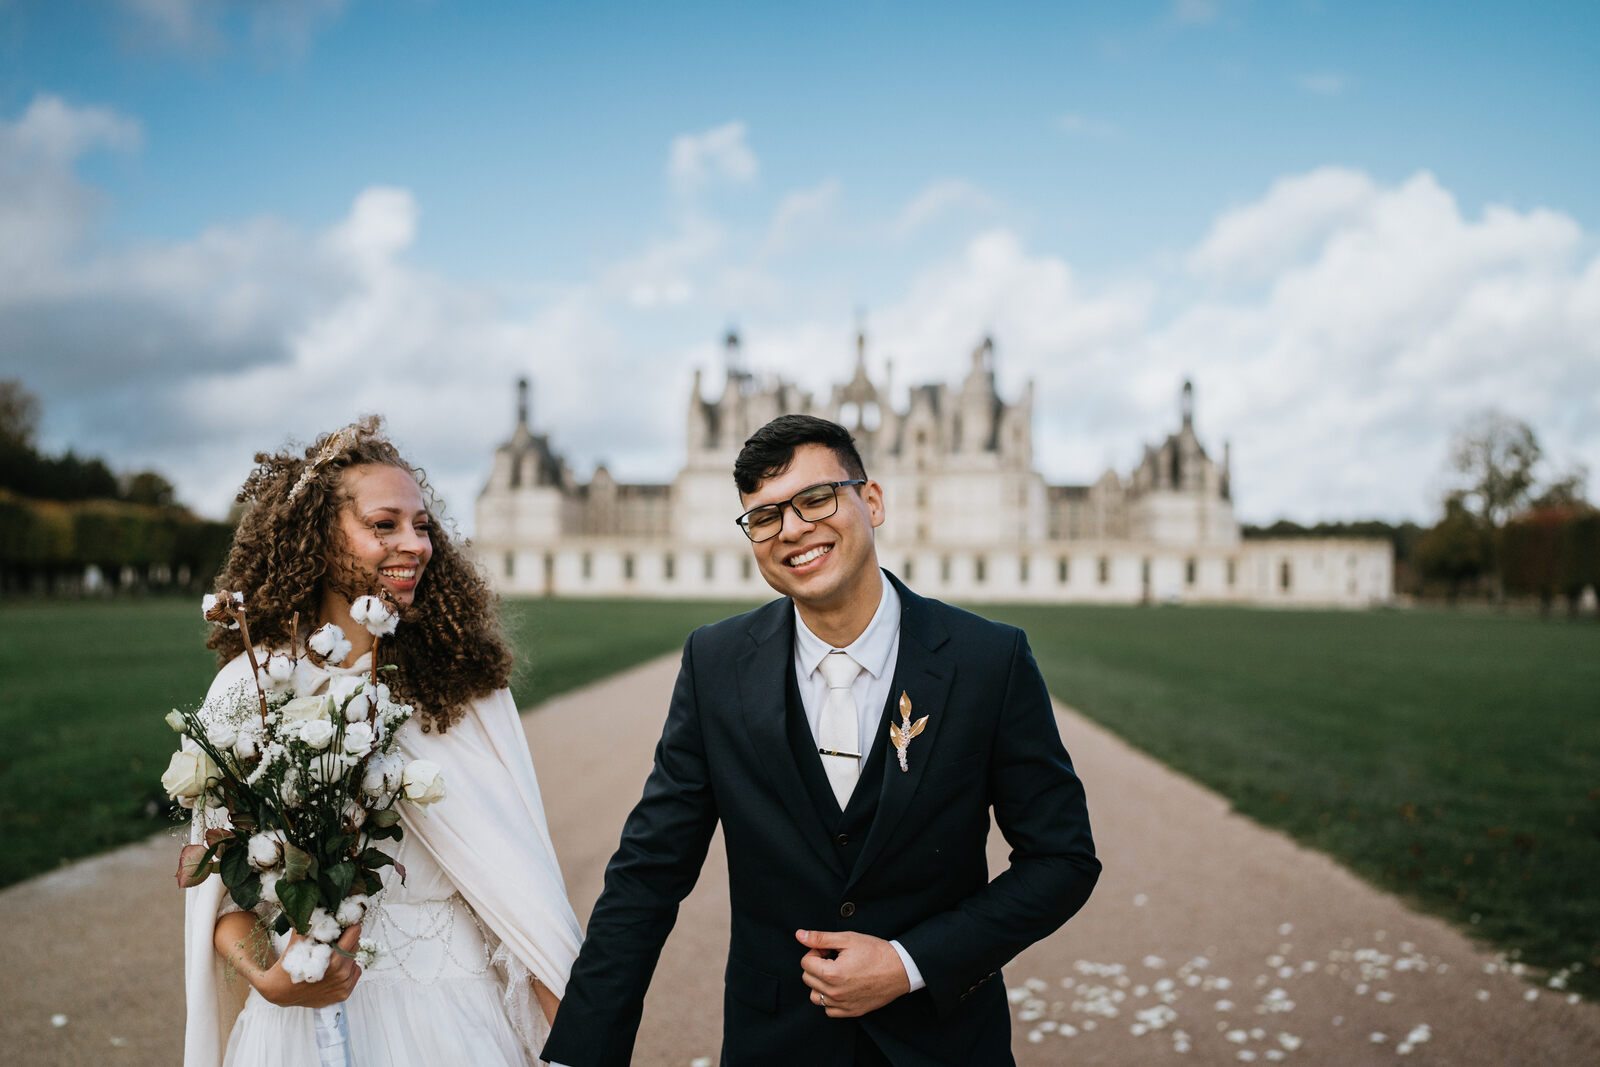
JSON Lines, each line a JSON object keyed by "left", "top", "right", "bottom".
{"left": 541, "top": 634, "right": 720, "bottom": 1067}
{"left": 895, "top": 628, "right": 1100, "bottom": 1014}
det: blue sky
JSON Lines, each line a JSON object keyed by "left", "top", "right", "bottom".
{"left": 2, "top": 0, "right": 1596, "bottom": 528}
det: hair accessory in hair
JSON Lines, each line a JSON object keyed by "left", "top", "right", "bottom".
{"left": 287, "top": 424, "right": 364, "bottom": 502}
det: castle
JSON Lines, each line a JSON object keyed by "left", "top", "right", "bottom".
{"left": 474, "top": 332, "right": 1392, "bottom": 606}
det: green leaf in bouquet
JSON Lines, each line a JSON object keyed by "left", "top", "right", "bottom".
{"left": 276, "top": 878, "right": 317, "bottom": 934}
{"left": 357, "top": 847, "right": 395, "bottom": 870}
{"left": 219, "top": 842, "right": 253, "bottom": 889}
{"left": 366, "top": 821, "right": 401, "bottom": 841}
{"left": 281, "top": 840, "right": 315, "bottom": 883}
{"left": 272, "top": 913, "right": 291, "bottom": 936}
{"left": 369, "top": 808, "right": 401, "bottom": 829}
{"left": 229, "top": 872, "right": 262, "bottom": 913}
{"left": 324, "top": 860, "right": 356, "bottom": 900}
{"left": 360, "top": 872, "right": 382, "bottom": 896}
{"left": 328, "top": 833, "right": 356, "bottom": 857}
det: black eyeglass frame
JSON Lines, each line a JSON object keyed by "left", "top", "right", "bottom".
{"left": 735, "top": 479, "right": 867, "bottom": 543}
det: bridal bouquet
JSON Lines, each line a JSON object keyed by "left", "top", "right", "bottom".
{"left": 163, "top": 591, "right": 446, "bottom": 985}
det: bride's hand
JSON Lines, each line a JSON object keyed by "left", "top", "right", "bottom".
{"left": 214, "top": 913, "right": 364, "bottom": 1008}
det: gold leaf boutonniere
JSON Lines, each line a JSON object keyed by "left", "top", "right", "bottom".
{"left": 888, "top": 691, "right": 928, "bottom": 772}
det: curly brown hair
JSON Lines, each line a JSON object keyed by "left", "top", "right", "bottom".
{"left": 206, "top": 416, "right": 512, "bottom": 732}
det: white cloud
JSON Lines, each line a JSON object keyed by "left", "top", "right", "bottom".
{"left": 893, "top": 180, "right": 997, "bottom": 238}
{"left": 1056, "top": 113, "right": 1118, "bottom": 138}
{"left": 761, "top": 178, "right": 842, "bottom": 256}
{"left": 114, "top": 0, "right": 349, "bottom": 56}
{"left": 1171, "top": 0, "right": 1220, "bottom": 25}
{"left": 1298, "top": 72, "right": 1348, "bottom": 96}
{"left": 668, "top": 121, "right": 759, "bottom": 195}
{"left": 1188, "top": 167, "right": 1376, "bottom": 283}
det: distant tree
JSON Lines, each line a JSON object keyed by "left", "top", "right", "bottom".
{"left": 122, "top": 470, "right": 178, "bottom": 508}
{"left": 0, "top": 380, "right": 39, "bottom": 449}
{"left": 1447, "top": 410, "right": 1541, "bottom": 528}
{"left": 1415, "top": 495, "right": 1490, "bottom": 601}
{"left": 1529, "top": 463, "right": 1589, "bottom": 511}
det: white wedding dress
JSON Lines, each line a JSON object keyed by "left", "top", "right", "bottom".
{"left": 183, "top": 653, "right": 582, "bottom": 1067}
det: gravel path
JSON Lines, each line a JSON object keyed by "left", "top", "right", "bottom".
{"left": 4, "top": 652, "right": 1596, "bottom": 1065}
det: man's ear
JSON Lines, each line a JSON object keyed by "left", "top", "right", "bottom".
{"left": 863, "top": 479, "right": 886, "bottom": 529}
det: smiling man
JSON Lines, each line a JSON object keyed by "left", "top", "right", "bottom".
{"left": 543, "top": 415, "right": 1100, "bottom": 1067}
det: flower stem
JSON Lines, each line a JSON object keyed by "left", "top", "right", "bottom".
{"left": 233, "top": 606, "right": 271, "bottom": 723}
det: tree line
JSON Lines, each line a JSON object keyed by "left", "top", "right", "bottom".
{"left": 1246, "top": 411, "right": 1596, "bottom": 615}
{"left": 0, "top": 381, "right": 233, "bottom": 596}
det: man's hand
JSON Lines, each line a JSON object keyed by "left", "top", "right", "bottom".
{"left": 795, "top": 929, "right": 911, "bottom": 1018}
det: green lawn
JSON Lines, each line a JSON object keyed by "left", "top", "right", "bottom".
{"left": 1, "top": 597, "right": 1595, "bottom": 997}
{"left": 983, "top": 603, "right": 1600, "bottom": 999}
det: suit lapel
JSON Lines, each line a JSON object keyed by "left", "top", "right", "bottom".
{"left": 736, "top": 599, "right": 846, "bottom": 878}
{"left": 847, "top": 576, "right": 953, "bottom": 887}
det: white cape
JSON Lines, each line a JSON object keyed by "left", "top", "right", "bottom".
{"left": 182, "top": 652, "right": 582, "bottom": 1067}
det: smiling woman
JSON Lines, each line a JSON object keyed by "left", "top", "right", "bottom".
{"left": 183, "top": 418, "right": 581, "bottom": 1067}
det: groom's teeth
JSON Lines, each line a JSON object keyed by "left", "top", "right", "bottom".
{"left": 787, "top": 545, "right": 830, "bottom": 567}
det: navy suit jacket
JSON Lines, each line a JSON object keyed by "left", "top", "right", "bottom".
{"left": 542, "top": 574, "right": 1100, "bottom": 1066}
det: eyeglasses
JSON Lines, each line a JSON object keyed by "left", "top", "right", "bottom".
{"left": 735, "top": 480, "right": 866, "bottom": 543}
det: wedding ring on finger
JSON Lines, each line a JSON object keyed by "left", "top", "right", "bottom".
{"left": 818, "top": 993, "right": 827, "bottom": 1008}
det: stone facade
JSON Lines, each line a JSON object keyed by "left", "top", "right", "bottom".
{"left": 474, "top": 333, "right": 1392, "bottom": 606}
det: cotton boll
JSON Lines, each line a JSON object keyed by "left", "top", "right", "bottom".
{"left": 247, "top": 830, "right": 287, "bottom": 870}
{"left": 282, "top": 940, "right": 333, "bottom": 982}
{"left": 308, "top": 907, "right": 341, "bottom": 943}
{"left": 336, "top": 894, "right": 368, "bottom": 926}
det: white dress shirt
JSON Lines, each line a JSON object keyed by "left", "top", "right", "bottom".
{"left": 791, "top": 569, "right": 925, "bottom": 994}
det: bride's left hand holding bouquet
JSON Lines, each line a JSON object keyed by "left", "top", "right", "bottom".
{"left": 163, "top": 589, "right": 444, "bottom": 1061}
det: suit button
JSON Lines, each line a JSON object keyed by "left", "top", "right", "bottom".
{"left": 839, "top": 901, "right": 856, "bottom": 918}
{"left": 835, "top": 833, "right": 850, "bottom": 846}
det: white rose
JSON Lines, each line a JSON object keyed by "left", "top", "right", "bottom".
{"left": 362, "top": 753, "right": 405, "bottom": 797}
{"left": 308, "top": 906, "right": 342, "bottom": 943}
{"left": 279, "top": 694, "right": 332, "bottom": 725}
{"left": 282, "top": 939, "right": 332, "bottom": 983}
{"left": 313, "top": 751, "right": 350, "bottom": 784}
{"left": 308, "top": 623, "right": 352, "bottom": 664}
{"left": 342, "top": 691, "right": 372, "bottom": 722}
{"left": 206, "top": 719, "right": 238, "bottom": 750}
{"left": 400, "top": 760, "right": 446, "bottom": 808}
{"left": 165, "top": 710, "right": 189, "bottom": 734}
{"left": 327, "top": 675, "right": 363, "bottom": 703}
{"left": 161, "top": 749, "right": 218, "bottom": 800}
{"left": 299, "top": 719, "right": 335, "bottom": 750}
{"left": 247, "top": 829, "right": 286, "bottom": 871}
{"left": 335, "top": 894, "right": 368, "bottom": 926}
{"left": 341, "top": 721, "right": 375, "bottom": 759}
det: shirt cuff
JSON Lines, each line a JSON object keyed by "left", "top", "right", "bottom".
{"left": 890, "top": 938, "right": 925, "bottom": 993}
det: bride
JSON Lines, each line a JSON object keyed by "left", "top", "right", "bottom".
{"left": 183, "top": 418, "right": 581, "bottom": 1066}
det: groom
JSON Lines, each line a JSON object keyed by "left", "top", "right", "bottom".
{"left": 543, "top": 415, "right": 1099, "bottom": 1066}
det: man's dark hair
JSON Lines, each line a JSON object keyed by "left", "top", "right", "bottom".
{"left": 733, "top": 414, "right": 867, "bottom": 495}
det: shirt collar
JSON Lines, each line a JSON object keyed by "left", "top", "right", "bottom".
{"left": 793, "top": 569, "right": 901, "bottom": 681}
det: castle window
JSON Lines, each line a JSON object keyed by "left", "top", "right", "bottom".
{"left": 1019, "top": 556, "right": 1030, "bottom": 583}
{"left": 1097, "top": 557, "right": 1109, "bottom": 585}
{"left": 623, "top": 554, "right": 635, "bottom": 580}
{"left": 704, "top": 552, "right": 715, "bottom": 580}
{"left": 1185, "top": 558, "right": 1197, "bottom": 586}
{"left": 1280, "top": 560, "right": 1293, "bottom": 591}
{"left": 581, "top": 552, "right": 592, "bottom": 581}
{"left": 916, "top": 485, "right": 927, "bottom": 508}
{"left": 664, "top": 554, "right": 675, "bottom": 580}
{"left": 974, "top": 555, "right": 986, "bottom": 583}
{"left": 1226, "top": 558, "right": 1237, "bottom": 587}
{"left": 741, "top": 557, "right": 753, "bottom": 581}
{"left": 504, "top": 552, "right": 515, "bottom": 578}
{"left": 1058, "top": 557, "right": 1069, "bottom": 584}
{"left": 903, "top": 559, "right": 914, "bottom": 582}
{"left": 940, "top": 556, "right": 951, "bottom": 583}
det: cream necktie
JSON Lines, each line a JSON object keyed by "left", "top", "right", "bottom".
{"left": 817, "top": 650, "right": 864, "bottom": 807}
